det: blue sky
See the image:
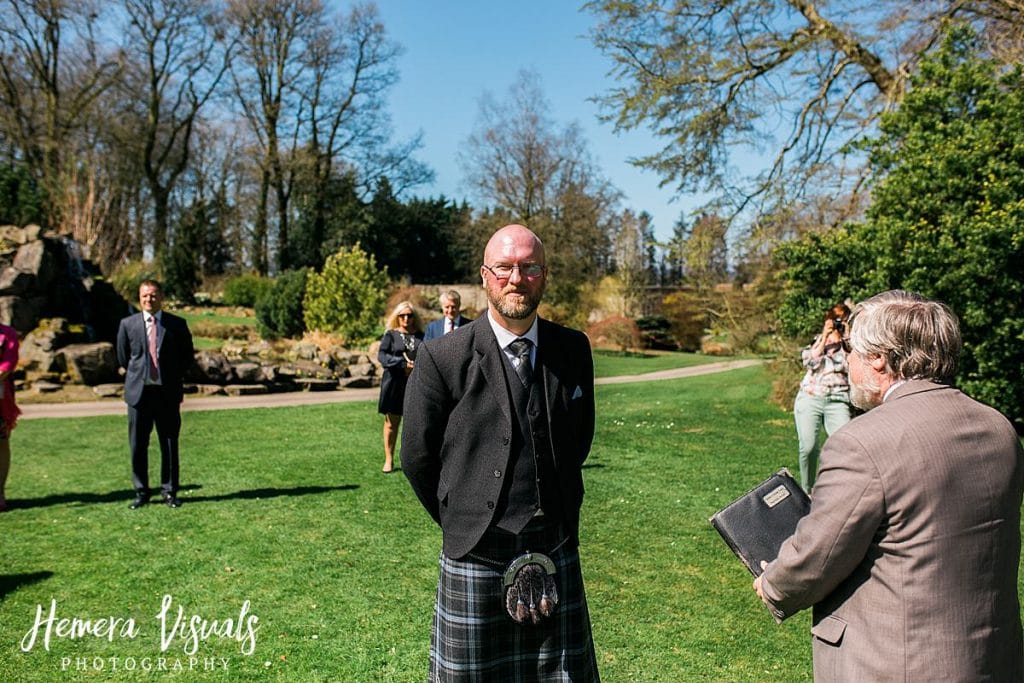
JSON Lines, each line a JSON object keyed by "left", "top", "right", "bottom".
{"left": 374, "top": 1, "right": 704, "bottom": 242}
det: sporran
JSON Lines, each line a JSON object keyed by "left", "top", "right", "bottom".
{"left": 502, "top": 552, "right": 559, "bottom": 625}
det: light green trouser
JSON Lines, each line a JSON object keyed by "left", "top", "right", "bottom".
{"left": 793, "top": 390, "right": 852, "bottom": 492}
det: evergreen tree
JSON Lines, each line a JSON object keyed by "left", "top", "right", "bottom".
{"left": 779, "top": 26, "right": 1024, "bottom": 427}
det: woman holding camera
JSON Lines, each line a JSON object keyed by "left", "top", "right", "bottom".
{"left": 794, "top": 303, "right": 853, "bottom": 492}
{"left": 377, "top": 301, "right": 424, "bottom": 473}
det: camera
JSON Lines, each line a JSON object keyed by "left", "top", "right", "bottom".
{"left": 833, "top": 317, "right": 845, "bottom": 334}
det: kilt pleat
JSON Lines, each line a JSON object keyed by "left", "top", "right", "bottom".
{"left": 429, "top": 540, "right": 600, "bottom": 682}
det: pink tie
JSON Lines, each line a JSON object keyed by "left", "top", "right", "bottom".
{"left": 148, "top": 316, "right": 160, "bottom": 381}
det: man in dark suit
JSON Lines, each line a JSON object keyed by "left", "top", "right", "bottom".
{"left": 423, "top": 289, "right": 471, "bottom": 341}
{"left": 116, "top": 280, "right": 194, "bottom": 510}
{"left": 402, "top": 224, "right": 599, "bottom": 681}
{"left": 755, "top": 291, "right": 1023, "bottom": 679}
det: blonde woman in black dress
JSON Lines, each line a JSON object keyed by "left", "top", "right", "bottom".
{"left": 378, "top": 301, "right": 424, "bottom": 473}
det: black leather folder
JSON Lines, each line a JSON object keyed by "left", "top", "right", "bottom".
{"left": 709, "top": 468, "right": 811, "bottom": 577}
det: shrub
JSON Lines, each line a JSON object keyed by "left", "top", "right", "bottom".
{"left": 0, "top": 163, "right": 45, "bottom": 227}
{"left": 108, "top": 260, "right": 161, "bottom": 302}
{"left": 303, "top": 244, "right": 389, "bottom": 346}
{"left": 635, "top": 315, "right": 678, "bottom": 350}
{"left": 223, "top": 273, "right": 273, "bottom": 307}
{"left": 255, "top": 268, "right": 309, "bottom": 339}
{"left": 661, "top": 291, "right": 705, "bottom": 352}
{"left": 586, "top": 316, "right": 642, "bottom": 352}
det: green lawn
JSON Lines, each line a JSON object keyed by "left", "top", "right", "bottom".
{"left": 592, "top": 349, "right": 727, "bottom": 378}
{"left": 176, "top": 309, "right": 257, "bottom": 328}
{"left": 175, "top": 308, "right": 258, "bottom": 350}
{"left": 4, "top": 366, "right": 817, "bottom": 681}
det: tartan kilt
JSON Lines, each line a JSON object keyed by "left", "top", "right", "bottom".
{"left": 429, "top": 531, "right": 600, "bottom": 682}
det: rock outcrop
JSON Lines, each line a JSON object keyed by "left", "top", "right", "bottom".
{"left": 2, "top": 227, "right": 382, "bottom": 399}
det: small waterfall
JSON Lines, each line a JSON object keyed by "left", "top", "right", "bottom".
{"left": 59, "top": 235, "right": 96, "bottom": 341}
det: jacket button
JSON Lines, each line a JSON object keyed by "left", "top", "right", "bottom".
{"left": 502, "top": 436, "right": 510, "bottom": 445}
{"left": 493, "top": 470, "right": 502, "bottom": 478}
{"left": 487, "top": 501, "right": 495, "bottom": 510}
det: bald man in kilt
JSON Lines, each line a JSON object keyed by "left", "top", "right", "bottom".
{"left": 402, "top": 224, "right": 600, "bottom": 681}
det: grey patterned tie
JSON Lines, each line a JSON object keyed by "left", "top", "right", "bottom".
{"left": 508, "top": 338, "right": 534, "bottom": 386}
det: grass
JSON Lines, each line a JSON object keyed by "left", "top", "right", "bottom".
{"left": 175, "top": 309, "right": 257, "bottom": 328}
{"left": 175, "top": 308, "right": 258, "bottom": 350}
{"left": 592, "top": 349, "right": 731, "bottom": 379}
{"left": 2, "top": 365, "right": 818, "bottom": 681}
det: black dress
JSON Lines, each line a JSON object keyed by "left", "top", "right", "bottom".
{"left": 377, "top": 329, "right": 422, "bottom": 415}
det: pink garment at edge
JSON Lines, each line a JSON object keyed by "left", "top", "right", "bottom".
{"left": 0, "top": 323, "right": 21, "bottom": 432}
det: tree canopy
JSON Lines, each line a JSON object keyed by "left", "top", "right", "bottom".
{"left": 459, "top": 70, "right": 622, "bottom": 323}
{"left": 586, "top": 1, "right": 1024, "bottom": 221}
{"left": 778, "top": 26, "right": 1024, "bottom": 427}
{"left": 0, "top": 0, "right": 432, "bottom": 276}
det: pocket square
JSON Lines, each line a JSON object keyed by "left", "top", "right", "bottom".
{"left": 571, "top": 385, "right": 583, "bottom": 400}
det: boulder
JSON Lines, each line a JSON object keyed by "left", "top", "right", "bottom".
{"left": 347, "top": 362, "right": 376, "bottom": 380}
{"left": 13, "top": 239, "right": 56, "bottom": 290}
{"left": 194, "top": 384, "right": 227, "bottom": 396}
{"left": 326, "top": 346, "right": 350, "bottom": 366}
{"left": 293, "top": 378, "right": 338, "bottom": 391}
{"left": 31, "top": 379, "right": 63, "bottom": 393}
{"left": 290, "top": 342, "right": 319, "bottom": 361}
{"left": 259, "top": 365, "right": 279, "bottom": 383}
{"left": 232, "top": 361, "right": 263, "bottom": 383}
{"left": 0, "top": 225, "right": 27, "bottom": 245}
{"left": 0, "top": 295, "right": 40, "bottom": 333}
{"left": 24, "top": 318, "right": 88, "bottom": 351}
{"left": 20, "top": 345, "right": 62, "bottom": 373}
{"left": 224, "top": 384, "right": 268, "bottom": 396}
{"left": 57, "top": 342, "right": 119, "bottom": 385}
{"left": 221, "top": 341, "right": 248, "bottom": 358}
{"left": 92, "top": 383, "right": 123, "bottom": 398}
{"left": 248, "top": 340, "right": 276, "bottom": 359}
{"left": 0, "top": 267, "right": 35, "bottom": 296}
{"left": 190, "top": 350, "right": 234, "bottom": 384}
{"left": 276, "top": 360, "right": 336, "bottom": 380}
{"left": 338, "top": 375, "right": 377, "bottom": 389}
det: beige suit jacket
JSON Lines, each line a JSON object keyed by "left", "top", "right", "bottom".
{"left": 761, "top": 380, "right": 1023, "bottom": 681}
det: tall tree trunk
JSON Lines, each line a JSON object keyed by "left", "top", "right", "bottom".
{"left": 253, "top": 167, "right": 270, "bottom": 274}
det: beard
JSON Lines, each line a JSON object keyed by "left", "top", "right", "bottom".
{"left": 850, "top": 376, "right": 883, "bottom": 411}
{"left": 488, "top": 282, "right": 544, "bottom": 320}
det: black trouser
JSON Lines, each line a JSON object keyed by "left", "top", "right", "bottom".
{"left": 128, "top": 386, "right": 181, "bottom": 497}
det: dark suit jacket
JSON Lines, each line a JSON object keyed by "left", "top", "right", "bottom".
{"left": 423, "top": 314, "right": 472, "bottom": 341}
{"left": 116, "top": 311, "right": 194, "bottom": 406}
{"left": 401, "top": 316, "right": 595, "bottom": 559}
{"left": 761, "top": 380, "right": 1024, "bottom": 680}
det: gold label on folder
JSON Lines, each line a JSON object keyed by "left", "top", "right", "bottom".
{"left": 763, "top": 485, "right": 790, "bottom": 508}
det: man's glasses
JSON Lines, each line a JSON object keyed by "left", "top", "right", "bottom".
{"left": 483, "top": 263, "right": 546, "bottom": 281}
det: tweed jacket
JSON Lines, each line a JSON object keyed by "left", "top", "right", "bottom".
{"left": 761, "top": 380, "right": 1024, "bottom": 681}
{"left": 116, "top": 311, "right": 194, "bottom": 407}
{"left": 401, "top": 316, "right": 595, "bottom": 559}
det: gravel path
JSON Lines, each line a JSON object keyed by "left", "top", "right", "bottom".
{"left": 20, "top": 358, "right": 762, "bottom": 420}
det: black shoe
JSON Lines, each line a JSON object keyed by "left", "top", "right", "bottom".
{"left": 163, "top": 495, "right": 182, "bottom": 509}
{"left": 129, "top": 495, "right": 149, "bottom": 510}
